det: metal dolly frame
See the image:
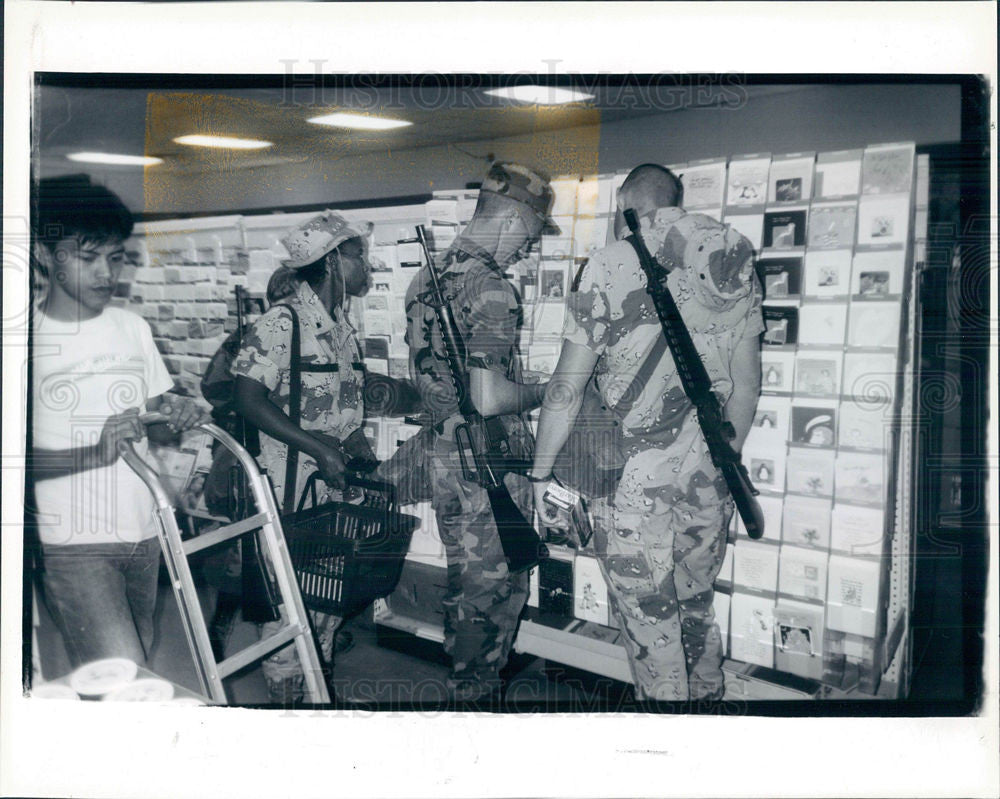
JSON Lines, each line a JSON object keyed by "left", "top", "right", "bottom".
{"left": 119, "top": 418, "right": 330, "bottom": 705}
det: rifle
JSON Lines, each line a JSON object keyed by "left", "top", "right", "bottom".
{"left": 415, "top": 226, "right": 548, "bottom": 572}
{"left": 623, "top": 209, "right": 766, "bottom": 540}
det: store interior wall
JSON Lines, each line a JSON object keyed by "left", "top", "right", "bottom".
{"left": 53, "top": 82, "right": 962, "bottom": 217}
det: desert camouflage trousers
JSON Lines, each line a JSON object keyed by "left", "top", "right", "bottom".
{"left": 260, "top": 610, "right": 340, "bottom": 703}
{"left": 430, "top": 433, "right": 530, "bottom": 695}
{"left": 591, "top": 426, "right": 733, "bottom": 702}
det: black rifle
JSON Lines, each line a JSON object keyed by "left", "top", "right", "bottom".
{"left": 415, "top": 226, "right": 548, "bottom": 572}
{"left": 623, "top": 209, "right": 766, "bottom": 540}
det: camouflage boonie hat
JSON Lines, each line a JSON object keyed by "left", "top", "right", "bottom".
{"left": 481, "top": 161, "right": 561, "bottom": 235}
{"left": 280, "top": 210, "right": 373, "bottom": 268}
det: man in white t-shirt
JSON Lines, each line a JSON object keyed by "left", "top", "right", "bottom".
{"left": 30, "top": 178, "right": 208, "bottom": 669}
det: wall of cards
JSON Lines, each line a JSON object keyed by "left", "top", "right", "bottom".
{"left": 121, "top": 140, "right": 921, "bottom": 693}
{"left": 509, "top": 142, "right": 922, "bottom": 690}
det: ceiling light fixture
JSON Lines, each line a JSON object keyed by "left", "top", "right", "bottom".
{"left": 307, "top": 112, "right": 412, "bottom": 131}
{"left": 66, "top": 152, "right": 163, "bottom": 166}
{"left": 174, "top": 135, "right": 273, "bottom": 150}
{"left": 484, "top": 86, "right": 595, "bottom": 105}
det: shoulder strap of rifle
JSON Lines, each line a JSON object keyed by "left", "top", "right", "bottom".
{"left": 623, "top": 235, "right": 714, "bottom": 406}
{"left": 610, "top": 324, "right": 670, "bottom": 414}
{"left": 277, "top": 304, "right": 302, "bottom": 514}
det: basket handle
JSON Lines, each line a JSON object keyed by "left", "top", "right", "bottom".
{"left": 295, "top": 471, "right": 399, "bottom": 512}
{"left": 345, "top": 473, "right": 398, "bottom": 509}
{"left": 295, "top": 472, "right": 322, "bottom": 513}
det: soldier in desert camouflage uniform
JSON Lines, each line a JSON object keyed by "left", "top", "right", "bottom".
{"left": 233, "top": 211, "right": 373, "bottom": 704}
{"left": 530, "top": 164, "right": 763, "bottom": 702}
{"left": 404, "top": 162, "right": 558, "bottom": 702}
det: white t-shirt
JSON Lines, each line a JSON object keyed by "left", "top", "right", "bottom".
{"left": 32, "top": 307, "right": 174, "bottom": 546}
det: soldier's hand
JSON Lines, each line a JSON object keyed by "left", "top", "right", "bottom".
{"left": 313, "top": 443, "right": 347, "bottom": 491}
{"left": 97, "top": 408, "right": 145, "bottom": 466}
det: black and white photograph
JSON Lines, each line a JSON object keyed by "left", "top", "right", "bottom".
{"left": 2, "top": 4, "right": 996, "bottom": 799}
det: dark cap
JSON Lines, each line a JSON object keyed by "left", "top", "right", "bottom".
{"left": 481, "top": 161, "right": 560, "bottom": 235}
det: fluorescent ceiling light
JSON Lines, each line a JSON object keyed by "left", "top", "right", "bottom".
{"left": 308, "top": 112, "right": 412, "bottom": 130}
{"left": 484, "top": 86, "right": 595, "bottom": 105}
{"left": 67, "top": 152, "right": 163, "bottom": 166}
{"left": 174, "top": 134, "right": 273, "bottom": 150}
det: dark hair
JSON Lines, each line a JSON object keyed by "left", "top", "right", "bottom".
{"left": 32, "top": 175, "right": 134, "bottom": 249}
{"left": 265, "top": 234, "right": 366, "bottom": 304}
{"left": 621, "top": 164, "right": 684, "bottom": 209}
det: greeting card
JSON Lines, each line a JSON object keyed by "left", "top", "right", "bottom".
{"left": 790, "top": 399, "right": 839, "bottom": 447}
{"left": 730, "top": 592, "right": 776, "bottom": 668}
{"left": 778, "top": 545, "right": 829, "bottom": 603}
{"left": 834, "top": 451, "right": 886, "bottom": 506}
{"left": 733, "top": 541, "right": 780, "bottom": 594}
{"left": 526, "top": 343, "right": 561, "bottom": 377}
{"left": 782, "top": 495, "right": 832, "bottom": 550}
{"left": 856, "top": 194, "right": 911, "bottom": 247}
{"left": 680, "top": 159, "right": 728, "bottom": 208}
{"left": 539, "top": 264, "right": 569, "bottom": 301}
{"left": 847, "top": 301, "right": 901, "bottom": 349}
{"left": 785, "top": 449, "right": 835, "bottom": 497}
{"left": 538, "top": 553, "right": 575, "bottom": 617}
{"left": 726, "top": 155, "right": 771, "bottom": 207}
{"left": 831, "top": 503, "right": 886, "bottom": 558}
{"left": 774, "top": 599, "right": 825, "bottom": 679}
{"left": 861, "top": 143, "right": 915, "bottom": 195}
{"left": 826, "top": 555, "right": 882, "bottom": 637}
{"left": 746, "top": 394, "right": 792, "bottom": 450}
{"left": 803, "top": 250, "right": 852, "bottom": 300}
{"left": 767, "top": 153, "right": 815, "bottom": 204}
{"left": 762, "top": 305, "right": 799, "bottom": 346}
{"left": 573, "top": 555, "right": 610, "bottom": 626}
{"left": 723, "top": 211, "right": 765, "bottom": 251}
{"left": 842, "top": 351, "right": 898, "bottom": 404}
{"left": 838, "top": 399, "right": 891, "bottom": 451}
{"left": 850, "top": 249, "right": 906, "bottom": 298}
{"left": 813, "top": 149, "right": 863, "bottom": 199}
{"left": 797, "top": 303, "right": 848, "bottom": 347}
{"left": 757, "top": 256, "right": 803, "bottom": 301}
{"left": 763, "top": 208, "right": 808, "bottom": 249}
{"left": 808, "top": 202, "right": 858, "bottom": 250}
{"left": 761, "top": 349, "right": 796, "bottom": 393}
{"left": 744, "top": 442, "right": 788, "bottom": 494}
{"left": 793, "top": 351, "right": 843, "bottom": 397}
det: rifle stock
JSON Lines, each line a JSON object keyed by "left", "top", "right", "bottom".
{"left": 623, "top": 209, "right": 765, "bottom": 540}
{"left": 415, "top": 226, "right": 547, "bottom": 572}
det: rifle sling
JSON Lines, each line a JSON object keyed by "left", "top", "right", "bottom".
{"left": 623, "top": 235, "right": 723, "bottom": 438}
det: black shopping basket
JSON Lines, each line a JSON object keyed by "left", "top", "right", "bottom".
{"left": 282, "top": 472, "right": 419, "bottom": 618}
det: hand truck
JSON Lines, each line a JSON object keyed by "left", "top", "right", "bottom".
{"left": 119, "top": 415, "right": 330, "bottom": 705}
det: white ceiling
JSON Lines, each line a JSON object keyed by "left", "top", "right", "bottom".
{"left": 35, "top": 81, "right": 814, "bottom": 175}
